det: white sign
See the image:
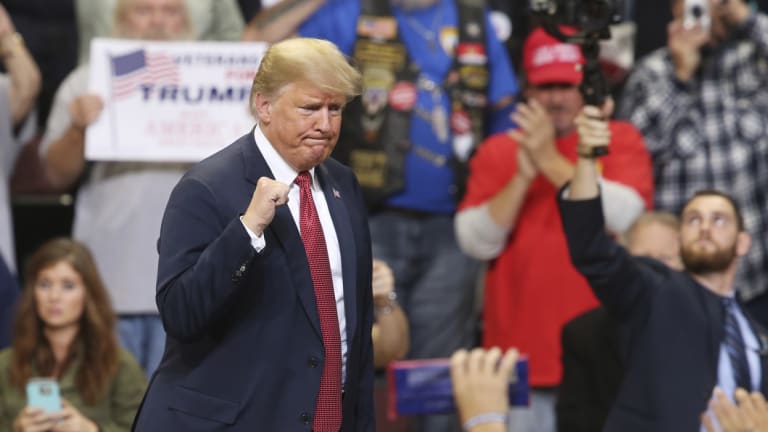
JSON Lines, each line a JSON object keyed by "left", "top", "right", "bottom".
{"left": 86, "top": 38, "right": 267, "bottom": 161}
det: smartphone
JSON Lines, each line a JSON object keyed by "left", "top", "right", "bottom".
{"left": 387, "top": 356, "right": 529, "bottom": 418}
{"left": 683, "top": 0, "right": 711, "bottom": 31}
{"left": 26, "top": 378, "right": 61, "bottom": 413}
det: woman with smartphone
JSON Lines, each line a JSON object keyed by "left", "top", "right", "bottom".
{"left": 0, "top": 238, "right": 147, "bottom": 432}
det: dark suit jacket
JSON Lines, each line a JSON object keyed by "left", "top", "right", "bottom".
{"left": 132, "top": 132, "right": 375, "bottom": 431}
{"left": 557, "top": 306, "right": 624, "bottom": 432}
{"left": 559, "top": 194, "right": 768, "bottom": 432}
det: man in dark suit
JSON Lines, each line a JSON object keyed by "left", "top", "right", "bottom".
{"left": 557, "top": 211, "right": 683, "bottom": 432}
{"left": 558, "top": 104, "right": 768, "bottom": 431}
{"left": 132, "top": 37, "right": 374, "bottom": 431}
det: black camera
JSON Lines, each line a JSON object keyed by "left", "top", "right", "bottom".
{"left": 529, "top": 0, "right": 624, "bottom": 156}
{"left": 529, "top": 0, "right": 624, "bottom": 105}
{"left": 530, "top": 0, "right": 623, "bottom": 38}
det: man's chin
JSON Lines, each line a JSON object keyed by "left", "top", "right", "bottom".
{"left": 682, "top": 250, "right": 734, "bottom": 274}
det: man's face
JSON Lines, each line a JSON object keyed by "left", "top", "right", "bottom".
{"left": 118, "top": 0, "right": 188, "bottom": 40}
{"left": 628, "top": 222, "right": 683, "bottom": 270}
{"left": 680, "top": 195, "right": 746, "bottom": 274}
{"left": 524, "top": 82, "right": 583, "bottom": 136}
{"left": 255, "top": 81, "right": 345, "bottom": 172}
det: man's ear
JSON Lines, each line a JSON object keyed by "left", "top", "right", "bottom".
{"left": 736, "top": 231, "right": 751, "bottom": 257}
{"left": 253, "top": 93, "right": 272, "bottom": 123}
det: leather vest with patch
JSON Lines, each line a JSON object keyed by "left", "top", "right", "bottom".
{"left": 335, "top": 0, "right": 490, "bottom": 208}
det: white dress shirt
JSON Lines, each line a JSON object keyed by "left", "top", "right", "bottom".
{"left": 701, "top": 294, "right": 763, "bottom": 431}
{"left": 240, "top": 125, "right": 348, "bottom": 384}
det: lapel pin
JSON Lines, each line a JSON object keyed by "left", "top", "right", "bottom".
{"left": 333, "top": 188, "right": 341, "bottom": 199}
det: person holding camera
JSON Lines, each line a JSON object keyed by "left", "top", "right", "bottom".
{"left": 454, "top": 26, "right": 653, "bottom": 432}
{"left": 618, "top": 0, "right": 768, "bottom": 326}
{"left": 561, "top": 100, "right": 768, "bottom": 430}
{"left": 0, "top": 238, "right": 147, "bottom": 432}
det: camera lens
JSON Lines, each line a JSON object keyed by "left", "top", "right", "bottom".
{"left": 691, "top": 5, "right": 703, "bottom": 18}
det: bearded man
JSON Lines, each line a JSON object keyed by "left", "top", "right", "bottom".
{"left": 618, "top": 0, "right": 768, "bottom": 327}
{"left": 560, "top": 102, "right": 768, "bottom": 432}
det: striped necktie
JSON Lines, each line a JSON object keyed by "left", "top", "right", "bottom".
{"left": 722, "top": 297, "right": 752, "bottom": 391}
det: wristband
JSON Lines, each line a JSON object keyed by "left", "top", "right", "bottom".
{"left": 576, "top": 144, "right": 607, "bottom": 159}
{"left": 462, "top": 412, "right": 507, "bottom": 431}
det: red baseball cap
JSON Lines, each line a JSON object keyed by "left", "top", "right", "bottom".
{"left": 523, "top": 26, "right": 585, "bottom": 85}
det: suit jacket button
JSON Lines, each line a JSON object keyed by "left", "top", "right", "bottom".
{"left": 308, "top": 356, "right": 319, "bottom": 368}
{"left": 299, "top": 412, "right": 310, "bottom": 424}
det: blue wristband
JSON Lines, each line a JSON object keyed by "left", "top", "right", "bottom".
{"left": 462, "top": 412, "right": 507, "bottom": 431}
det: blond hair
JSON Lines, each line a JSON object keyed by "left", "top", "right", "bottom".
{"left": 621, "top": 211, "right": 681, "bottom": 248}
{"left": 250, "top": 37, "right": 361, "bottom": 108}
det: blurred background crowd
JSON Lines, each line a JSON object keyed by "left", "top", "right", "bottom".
{"left": 2, "top": 0, "right": 768, "bottom": 431}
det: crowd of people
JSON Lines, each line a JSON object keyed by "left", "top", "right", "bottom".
{"left": 0, "top": 0, "right": 768, "bottom": 430}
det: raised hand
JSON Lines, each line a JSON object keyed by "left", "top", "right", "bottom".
{"left": 68, "top": 94, "right": 104, "bottom": 131}
{"left": 242, "top": 177, "right": 291, "bottom": 236}
{"left": 509, "top": 99, "right": 557, "bottom": 169}
{"left": 574, "top": 105, "right": 611, "bottom": 155}
{"left": 372, "top": 259, "right": 395, "bottom": 300}
{"left": 668, "top": 18, "right": 709, "bottom": 82}
{"left": 450, "top": 347, "right": 518, "bottom": 425}
{"left": 715, "top": 0, "right": 751, "bottom": 28}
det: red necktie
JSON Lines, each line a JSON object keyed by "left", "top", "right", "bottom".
{"left": 296, "top": 172, "right": 342, "bottom": 431}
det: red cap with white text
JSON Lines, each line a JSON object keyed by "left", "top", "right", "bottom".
{"left": 523, "top": 26, "right": 585, "bottom": 85}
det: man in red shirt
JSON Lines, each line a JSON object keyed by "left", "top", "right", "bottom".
{"left": 454, "top": 27, "right": 653, "bottom": 432}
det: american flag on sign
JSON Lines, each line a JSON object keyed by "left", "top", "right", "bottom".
{"left": 110, "top": 49, "right": 178, "bottom": 99}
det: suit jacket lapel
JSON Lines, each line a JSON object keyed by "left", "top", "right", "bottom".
{"left": 241, "top": 135, "right": 323, "bottom": 340}
{"left": 269, "top": 206, "right": 323, "bottom": 340}
{"left": 317, "top": 164, "right": 358, "bottom": 342}
{"left": 699, "top": 283, "right": 724, "bottom": 375}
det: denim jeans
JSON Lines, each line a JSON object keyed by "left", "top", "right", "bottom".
{"left": 118, "top": 314, "right": 166, "bottom": 378}
{"left": 508, "top": 388, "right": 558, "bottom": 432}
{"left": 370, "top": 210, "right": 480, "bottom": 432}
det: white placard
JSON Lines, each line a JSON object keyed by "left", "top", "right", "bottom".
{"left": 86, "top": 38, "right": 268, "bottom": 161}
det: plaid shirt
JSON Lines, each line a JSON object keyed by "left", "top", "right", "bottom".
{"left": 618, "top": 13, "right": 768, "bottom": 301}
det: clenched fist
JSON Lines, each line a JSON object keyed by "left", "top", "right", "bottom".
{"left": 242, "top": 177, "right": 290, "bottom": 236}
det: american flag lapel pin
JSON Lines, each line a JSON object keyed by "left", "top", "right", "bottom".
{"left": 333, "top": 188, "right": 341, "bottom": 199}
